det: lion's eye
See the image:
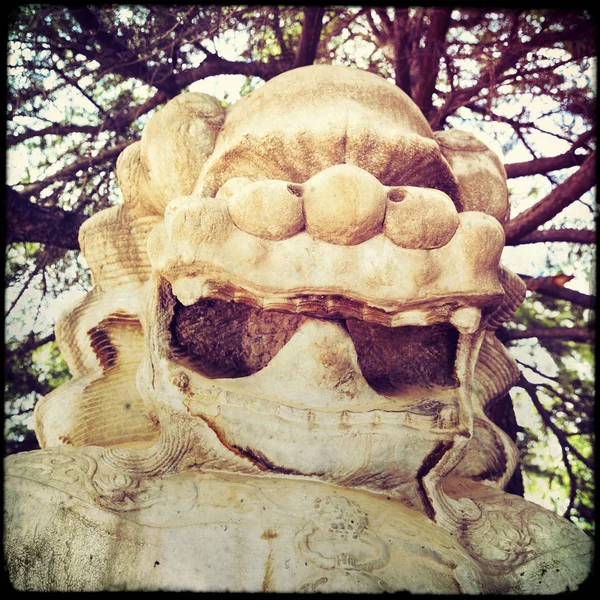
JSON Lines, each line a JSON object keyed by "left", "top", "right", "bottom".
{"left": 226, "top": 179, "right": 305, "bottom": 240}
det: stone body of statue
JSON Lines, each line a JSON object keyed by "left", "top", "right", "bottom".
{"left": 4, "top": 66, "right": 592, "bottom": 593}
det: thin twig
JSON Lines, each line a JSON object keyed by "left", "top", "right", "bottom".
{"left": 5, "top": 258, "right": 46, "bottom": 319}
{"left": 537, "top": 382, "right": 589, "bottom": 411}
{"left": 13, "top": 332, "right": 56, "bottom": 354}
{"left": 516, "top": 359, "right": 558, "bottom": 382}
{"left": 517, "top": 374, "right": 593, "bottom": 470}
{"left": 560, "top": 443, "right": 577, "bottom": 520}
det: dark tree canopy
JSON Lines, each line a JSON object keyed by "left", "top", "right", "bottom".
{"left": 6, "top": 6, "right": 596, "bottom": 533}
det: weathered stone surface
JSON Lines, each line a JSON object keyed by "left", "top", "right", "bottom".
{"left": 116, "top": 93, "right": 225, "bottom": 216}
{"left": 172, "top": 297, "right": 305, "bottom": 377}
{"left": 227, "top": 179, "right": 305, "bottom": 241}
{"left": 5, "top": 452, "right": 592, "bottom": 593}
{"left": 195, "top": 65, "right": 459, "bottom": 199}
{"left": 435, "top": 129, "right": 510, "bottom": 225}
{"left": 148, "top": 199, "right": 506, "bottom": 323}
{"left": 384, "top": 185, "right": 459, "bottom": 249}
{"left": 302, "top": 164, "right": 387, "bottom": 245}
{"left": 4, "top": 64, "right": 592, "bottom": 593}
{"left": 34, "top": 203, "right": 161, "bottom": 449}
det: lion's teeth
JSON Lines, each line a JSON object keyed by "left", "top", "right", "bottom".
{"left": 200, "top": 280, "right": 211, "bottom": 298}
{"left": 179, "top": 247, "right": 195, "bottom": 266}
{"left": 450, "top": 307, "right": 481, "bottom": 334}
{"left": 172, "top": 278, "right": 484, "bottom": 333}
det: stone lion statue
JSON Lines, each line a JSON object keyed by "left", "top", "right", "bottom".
{"left": 5, "top": 65, "right": 591, "bottom": 593}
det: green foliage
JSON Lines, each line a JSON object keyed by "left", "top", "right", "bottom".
{"left": 509, "top": 295, "right": 594, "bottom": 534}
{"left": 5, "top": 340, "right": 70, "bottom": 456}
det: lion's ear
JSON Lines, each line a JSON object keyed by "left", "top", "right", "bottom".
{"left": 117, "top": 93, "right": 225, "bottom": 217}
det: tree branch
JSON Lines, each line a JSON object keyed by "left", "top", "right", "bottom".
{"left": 9, "top": 79, "right": 70, "bottom": 118}
{"left": 517, "top": 374, "right": 594, "bottom": 470}
{"left": 392, "top": 9, "right": 411, "bottom": 94}
{"left": 431, "top": 19, "right": 595, "bottom": 129}
{"left": 69, "top": 6, "right": 168, "bottom": 90}
{"left": 9, "top": 124, "right": 102, "bottom": 147}
{"left": 507, "top": 228, "right": 596, "bottom": 245}
{"left": 560, "top": 442, "right": 577, "bottom": 520}
{"left": 48, "top": 56, "right": 107, "bottom": 115}
{"left": 518, "top": 275, "right": 595, "bottom": 308}
{"left": 535, "top": 285, "right": 596, "bottom": 309}
{"left": 270, "top": 7, "right": 288, "bottom": 55}
{"left": 464, "top": 101, "right": 579, "bottom": 145}
{"left": 515, "top": 359, "right": 558, "bottom": 382}
{"left": 374, "top": 7, "right": 394, "bottom": 38}
{"left": 499, "top": 326, "right": 594, "bottom": 343}
{"left": 4, "top": 258, "right": 46, "bottom": 318}
{"left": 6, "top": 186, "right": 88, "bottom": 250}
{"left": 5, "top": 369, "right": 50, "bottom": 397}
{"left": 505, "top": 150, "right": 589, "bottom": 179}
{"left": 504, "top": 152, "right": 596, "bottom": 244}
{"left": 365, "top": 9, "right": 387, "bottom": 47}
{"left": 20, "top": 142, "right": 131, "bottom": 197}
{"left": 29, "top": 20, "right": 95, "bottom": 67}
{"left": 294, "top": 7, "right": 326, "bottom": 68}
{"left": 123, "top": 90, "right": 170, "bottom": 124}
{"left": 537, "top": 382, "right": 591, "bottom": 414}
{"left": 411, "top": 8, "right": 452, "bottom": 118}
{"left": 174, "top": 56, "right": 290, "bottom": 89}
{"left": 11, "top": 85, "right": 170, "bottom": 152}
{"left": 14, "top": 333, "right": 56, "bottom": 354}
{"left": 6, "top": 406, "right": 35, "bottom": 418}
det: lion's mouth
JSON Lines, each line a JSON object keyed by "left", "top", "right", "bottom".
{"left": 150, "top": 277, "right": 493, "bottom": 488}
{"left": 170, "top": 294, "right": 460, "bottom": 394}
{"left": 162, "top": 278, "right": 476, "bottom": 436}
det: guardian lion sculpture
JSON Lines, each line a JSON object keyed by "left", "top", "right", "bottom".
{"left": 5, "top": 66, "right": 592, "bottom": 593}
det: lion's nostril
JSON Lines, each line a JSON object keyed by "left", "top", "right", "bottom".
{"left": 387, "top": 188, "right": 407, "bottom": 203}
{"left": 287, "top": 183, "right": 303, "bottom": 197}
